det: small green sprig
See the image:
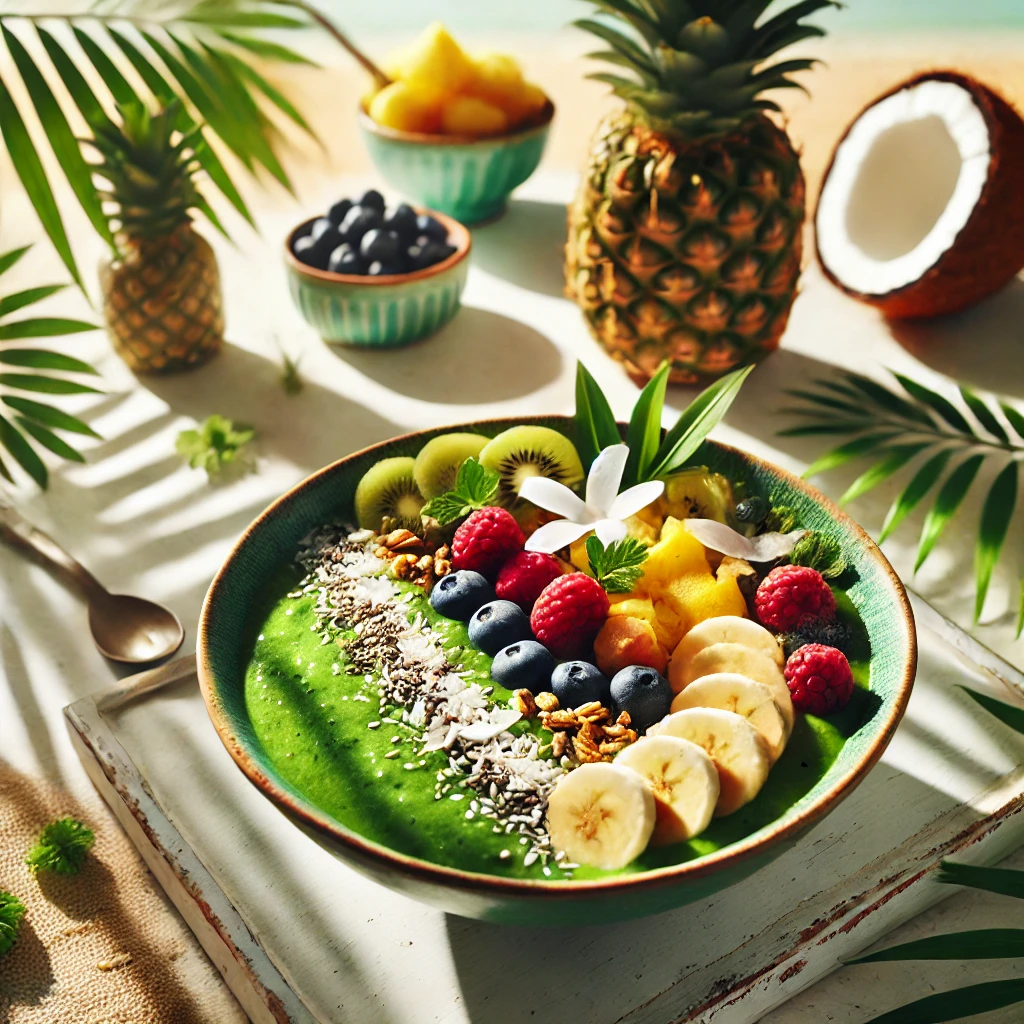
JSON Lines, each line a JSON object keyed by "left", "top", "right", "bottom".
{"left": 26, "top": 817, "right": 95, "bottom": 875}
{"left": 176, "top": 414, "right": 255, "bottom": 477}
{"left": 420, "top": 458, "right": 499, "bottom": 526}
{"left": 762, "top": 500, "right": 800, "bottom": 534}
{"left": 782, "top": 370, "right": 1024, "bottom": 630}
{"left": 790, "top": 531, "right": 846, "bottom": 579}
{"left": 587, "top": 535, "right": 648, "bottom": 593}
{"left": 0, "top": 891, "right": 25, "bottom": 956}
{"left": 574, "top": 361, "right": 754, "bottom": 486}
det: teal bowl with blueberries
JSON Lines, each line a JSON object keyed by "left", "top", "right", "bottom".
{"left": 358, "top": 102, "right": 554, "bottom": 225}
{"left": 285, "top": 189, "right": 471, "bottom": 348}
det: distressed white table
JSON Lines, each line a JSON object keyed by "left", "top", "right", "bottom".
{"left": 4, "top": 166, "right": 1024, "bottom": 1021}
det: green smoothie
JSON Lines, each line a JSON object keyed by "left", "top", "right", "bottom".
{"left": 243, "top": 538, "right": 871, "bottom": 882}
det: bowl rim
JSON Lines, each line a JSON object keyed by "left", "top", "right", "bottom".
{"left": 284, "top": 207, "right": 471, "bottom": 287}
{"left": 197, "top": 417, "right": 917, "bottom": 901}
{"left": 357, "top": 98, "right": 555, "bottom": 147}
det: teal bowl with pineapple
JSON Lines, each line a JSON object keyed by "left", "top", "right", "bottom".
{"left": 284, "top": 210, "right": 470, "bottom": 348}
{"left": 359, "top": 101, "right": 554, "bottom": 225}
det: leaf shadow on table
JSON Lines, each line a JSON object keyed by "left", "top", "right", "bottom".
{"left": 470, "top": 197, "right": 568, "bottom": 298}
{"left": 330, "top": 307, "right": 564, "bottom": 405}
{"left": 142, "top": 341, "right": 403, "bottom": 472}
{"left": 0, "top": 918, "right": 53, "bottom": 1009}
{"left": 887, "top": 277, "right": 1024, "bottom": 402}
{"left": 0, "top": 622, "right": 59, "bottom": 776}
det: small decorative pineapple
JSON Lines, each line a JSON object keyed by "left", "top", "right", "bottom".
{"left": 566, "top": 1, "right": 836, "bottom": 385}
{"left": 91, "top": 102, "right": 223, "bottom": 373}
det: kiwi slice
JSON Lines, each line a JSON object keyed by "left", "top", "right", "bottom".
{"left": 354, "top": 456, "right": 424, "bottom": 532}
{"left": 660, "top": 469, "right": 735, "bottom": 523}
{"left": 413, "top": 432, "right": 488, "bottom": 499}
{"left": 478, "top": 426, "right": 584, "bottom": 507}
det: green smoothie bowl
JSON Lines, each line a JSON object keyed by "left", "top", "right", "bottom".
{"left": 197, "top": 415, "right": 915, "bottom": 924}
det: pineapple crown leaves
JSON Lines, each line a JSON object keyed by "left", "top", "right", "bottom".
{"left": 0, "top": 245, "right": 101, "bottom": 491}
{"left": 574, "top": 359, "right": 753, "bottom": 488}
{"left": 420, "top": 458, "right": 500, "bottom": 526}
{"left": 85, "top": 101, "right": 208, "bottom": 242}
{"left": 840, "top": 686, "right": 1024, "bottom": 1023}
{"left": 587, "top": 534, "right": 648, "bottom": 593}
{"left": 0, "top": 891, "right": 26, "bottom": 957}
{"left": 25, "top": 817, "right": 96, "bottom": 876}
{"left": 576, "top": 0, "right": 840, "bottom": 136}
{"left": 781, "top": 370, "right": 1024, "bottom": 631}
{"left": 176, "top": 414, "right": 255, "bottom": 477}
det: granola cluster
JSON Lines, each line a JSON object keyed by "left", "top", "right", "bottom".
{"left": 373, "top": 527, "right": 451, "bottom": 587}
{"left": 511, "top": 690, "right": 639, "bottom": 764}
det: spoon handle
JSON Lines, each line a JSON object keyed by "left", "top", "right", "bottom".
{"left": 0, "top": 502, "right": 108, "bottom": 602}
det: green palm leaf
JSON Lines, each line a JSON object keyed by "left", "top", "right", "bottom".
{"left": 1, "top": 396, "right": 98, "bottom": 438}
{"left": 625, "top": 361, "right": 670, "bottom": 486}
{"left": 849, "top": 928, "right": 1024, "bottom": 963}
{"left": 958, "top": 686, "right": 1024, "bottom": 737}
{"left": 975, "top": 461, "right": 1018, "bottom": 621}
{"left": 846, "top": 372, "right": 933, "bottom": 425}
{"left": 16, "top": 417, "right": 84, "bottom": 462}
{"left": 802, "top": 432, "right": 900, "bottom": 478}
{"left": 839, "top": 443, "right": 929, "bottom": 505}
{"left": 879, "top": 448, "right": 953, "bottom": 542}
{"left": 0, "top": 349, "right": 97, "bottom": 374}
{"left": 893, "top": 372, "right": 973, "bottom": 434}
{"left": 0, "top": 412, "right": 47, "bottom": 487}
{"left": 959, "top": 385, "right": 1009, "bottom": 443}
{"left": 0, "top": 318, "right": 96, "bottom": 340}
{"left": 0, "top": 373, "right": 100, "bottom": 395}
{"left": 915, "top": 454, "right": 985, "bottom": 572}
{"left": 861, "top": 979, "right": 1024, "bottom": 1024}
{"left": 1002, "top": 402, "right": 1024, "bottom": 441}
{"left": 937, "top": 860, "right": 1024, "bottom": 899}
{"left": 574, "top": 362, "right": 621, "bottom": 473}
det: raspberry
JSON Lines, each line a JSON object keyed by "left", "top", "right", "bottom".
{"left": 785, "top": 643, "right": 854, "bottom": 715}
{"left": 494, "top": 551, "right": 563, "bottom": 613}
{"left": 755, "top": 564, "right": 836, "bottom": 632}
{"left": 530, "top": 573, "right": 610, "bottom": 660}
{"left": 451, "top": 507, "right": 525, "bottom": 580}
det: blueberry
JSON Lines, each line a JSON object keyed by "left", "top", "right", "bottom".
{"left": 360, "top": 228, "right": 402, "bottom": 263}
{"left": 551, "top": 661, "right": 610, "bottom": 708}
{"left": 416, "top": 213, "right": 448, "bottom": 243}
{"left": 735, "top": 496, "right": 767, "bottom": 525}
{"left": 428, "top": 570, "right": 494, "bottom": 621}
{"left": 367, "top": 260, "right": 404, "bottom": 276}
{"left": 609, "top": 665, "right": 673, "bottom": 732}
{"left": 491, "top": 641, "right": 556, "bottom": 694}
{"left": 410, "top": 241, "right": 457, "bottom": 270}
{"left": 357, "top": 189, "right": 386, "bottom": 213}
{"left": 383, "top": 203, "right": 418, "bottom": 240}
{"left": 327, "top": 243, "right": 363, "bottom": 275}
{"left": 292, "top": 233, "right": 325, "bottom": 268}
{"left": 468, "top": 600, "right": 533, "bottom": 656}
{"left": 310, "top": 217, "right": 338, "bottom": 243}
{"left": 327, "top": 198, "right": 353, "bottom": 226}
{"left": 339, "top": 205, "right": 383, "bottom": 246}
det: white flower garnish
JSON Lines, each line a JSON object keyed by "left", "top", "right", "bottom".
{"left": 521, "top": 444, "right": 664, "bottom": 554}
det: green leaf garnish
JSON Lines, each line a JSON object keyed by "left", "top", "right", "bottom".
{"left": 587, "top": 535, "right": 648, "bottom": 593}
{"left": 0, "top": 891, "right": 25, "bottom": 957}
{"left": 789, "top": 532, "right": 846, "bottom": 579}
{"left": 176, "top": 414, "right": 255, "bottom": 477}
{"left": 420, "top": 458, "right": 499, "bottom": 526}
{"left": 624, "top": 360, "right": 669, "bottom": 487}
{"left": 762, "top": 502, "right": 800, "bottom": 534}
{"left": 26, "top": 817, "right": 95, "bottom": 875}
{"left": 574, "top": 361, "right": 621, "bottom": 473}
{"left": 784, "top": 371, "right": 1024, "bottom": 627}
{"left": 280, "top": 351, "right": 303, "bottom": 396}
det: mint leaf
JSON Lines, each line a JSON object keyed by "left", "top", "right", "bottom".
{"left": 420, "top": 457, "right": 499, "bottom": 526}
{"left": 762, "top": 501, "right": 800, "bottom": 534}
{"left": 176, "top": 414, "right": 254, "bottom": 477}
{"left": 587, "top": 535, "right": 648, "bottom": 593}
{"left": 0, "top": 892, "right": 25, "bottom": 957}
{"left": 26, "top": 817, "right": 95, "bottom": 875}
{"left": 790, "top": 531, "right": 846, "bottom": 579}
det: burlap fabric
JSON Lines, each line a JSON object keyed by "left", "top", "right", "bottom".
{"left": 0, "top": 763, "right": 246, "bottom": 1024}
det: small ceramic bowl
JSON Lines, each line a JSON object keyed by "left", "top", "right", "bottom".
{"left": 284, "top": 210, "right": 471, "bottom": 348}
{"left": 359, "top": 101, "right": 555, "bottom": 225}
{"left": 198, "top": 417, "right": 917, "bottom": 925}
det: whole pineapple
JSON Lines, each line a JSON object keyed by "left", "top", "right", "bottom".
{"left": 92, "top": 102, "right": 224, "bottom": 373}
{"left": 566, "top": 1, "right": 835, "bottom": 385}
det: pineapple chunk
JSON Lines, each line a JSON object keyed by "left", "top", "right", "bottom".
{"left": 399, "top": 23, "right": 476, "bottom": 97}
{"left": 368, "top": 81, "right": 442, "bottom": 133}
{"left": 441, "top": 96, "right": 508, "bottom": 137}
{"left": 469, "top": 52, "right": 525, "bottom": 107}
{"left": 642, "top": 517, "right": 709, "bottom": 588}
{"left": 607, "top": 596, "right": 656, "bottom": 623}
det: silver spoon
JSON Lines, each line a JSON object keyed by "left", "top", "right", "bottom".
{"left": 0, "top": 503, "right": 184, "bottom": 664}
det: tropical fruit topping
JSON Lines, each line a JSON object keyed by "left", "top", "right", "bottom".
{"left": 366, "top": 24, "right": 549, "bottom": 137}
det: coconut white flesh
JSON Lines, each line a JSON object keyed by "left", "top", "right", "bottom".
{"left": 817, "top": 80, "right": 990, "bottom": 296}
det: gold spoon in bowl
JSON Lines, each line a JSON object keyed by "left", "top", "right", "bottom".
{"left": 1, "top": 503, "right": 184, "bottom": 664}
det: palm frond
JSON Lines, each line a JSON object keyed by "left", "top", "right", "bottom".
{"left": 0, "top": 0, "right": 321, "bottom": 285}
{"left": 0, "top": 246, "right": 100, "bottom": 489}
{"left": 783, "top": 370, "right": 1024, "bottom": 635}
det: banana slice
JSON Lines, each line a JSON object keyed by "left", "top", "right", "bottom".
{"left": 546, "top": 762, "right": 656, "bottom": 870}
{"left": 670, "top": 641, "right": 794, "bottom": 733}
{"left": 616, "top": 735, "right": 719, "bottom": 845}
{"left": 673, "top": 615, "right": 784, "bottom": 669}
{"left": 670, "top": 673, "right": 789, "bottom": 763}
{"left": 650, "top": 708, "right": 771, "bottom": 816}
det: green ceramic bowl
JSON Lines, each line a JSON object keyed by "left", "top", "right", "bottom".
{"left": 198, "top": 417, "right": 916, "bottom": 925}
{"left": 359, "top": 101, "right": 554, "bottom": 225}
{"left": 284, "top": 210, "right": 470, "bottom": 348}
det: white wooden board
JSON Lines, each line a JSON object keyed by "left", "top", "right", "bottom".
{"left": 66, "top": 592, "right": 1024, "bottom": 1024}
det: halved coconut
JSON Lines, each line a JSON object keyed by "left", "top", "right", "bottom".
{"left": 816, "top": 71, "right": 1024, "bottom": 318}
